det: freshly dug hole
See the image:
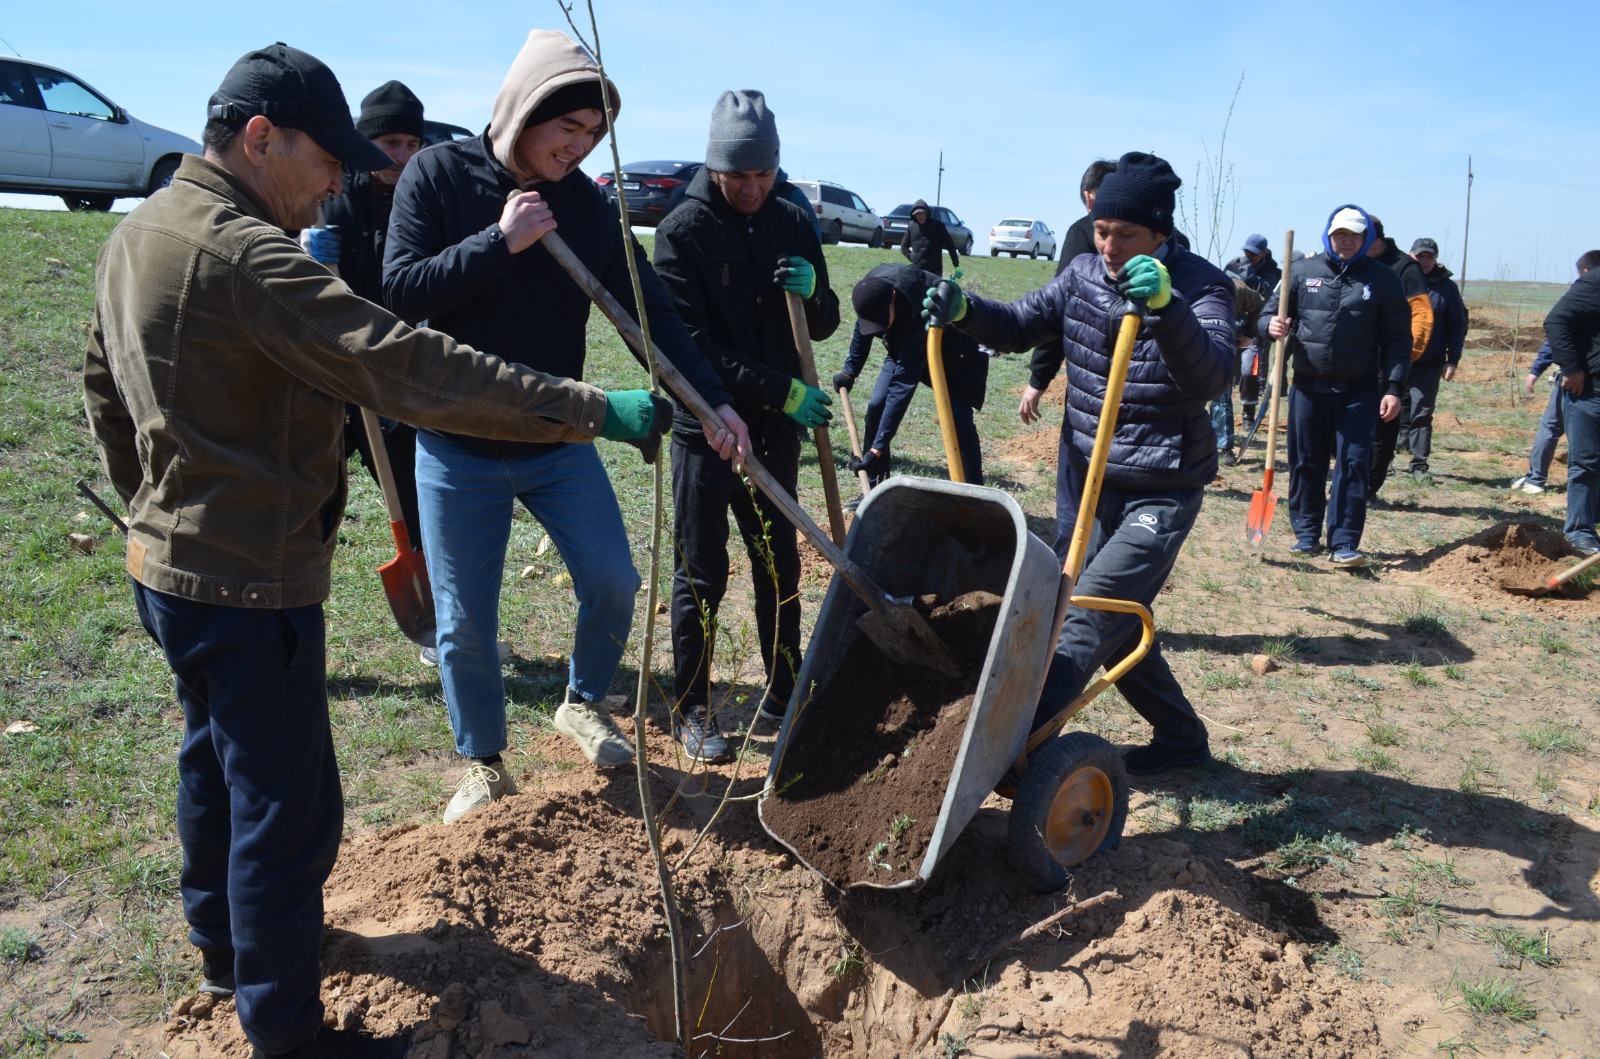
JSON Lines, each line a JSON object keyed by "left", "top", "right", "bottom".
{"left": 761, "top": 590, "right": 1003, "bottom": 887}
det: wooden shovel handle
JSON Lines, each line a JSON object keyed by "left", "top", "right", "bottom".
{"left": 1261, "top": 230, "right": 1295, "bottom": 475}
{"left": 785, "top": 291, "right": 847, "bottom": 546}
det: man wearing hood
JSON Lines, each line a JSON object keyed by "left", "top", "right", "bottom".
{"left": 835, "top": 261, "right": 989, "bottom": 488}
{"left": 651, "top": 90, "right": 839, "bottom": 761}
{"left": 1261, "top": 205, "right": 1410, "bottom": 567}
{"left": 924, "top": 151, "right": 1232, "bottom": 777}
{"left": 1402, "top": 237, "right": 1468, "bottom": 479}
{"left": 383, "top": 30, "right": 750, "bottom": 820}
{"left": 1366, "top": 216, "right": 1435, "bottom": 494}
{"left": 900, "top": 198, "right": 961, "bottom": 275}
{"left": 85, "top": 43, "right": 666, "bottom": 1058}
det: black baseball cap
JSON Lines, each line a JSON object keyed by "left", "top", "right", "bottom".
{"left": 207, "top": 43, "right": 391, "bottom": 172}
{"left": 852, "top": 276, "right": 898, "bottom": 335}
{"left": 1410, "top": 237, "right": 1440, "bottom": 256}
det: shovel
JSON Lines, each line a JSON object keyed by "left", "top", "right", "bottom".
{"left": 1246, "top": 230, "right": 1294, "bottom": 548}
{"left": 1504, "top": 550, "right": 1600, "bottom": 598}
{"left": 541, "top": 232, "right": 960, "bottom": 677}
{"left": 926, "top": 322, "right": 967, "bottom": 483}
{"left": 1021, "top": 302, "right": 1157, "bottom": 759}
{"left": 360, "top": 409, "right": 437, "bottom": 647}
{"left": 784, "top": 291, "right": 847, "bottom": 547}
{"left": 836, "top": 382, "right": 873, "bottom": 496}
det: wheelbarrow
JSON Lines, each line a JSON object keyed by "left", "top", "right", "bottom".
{"left": 758, "top": 304, "right": 1153, "bottom": 893}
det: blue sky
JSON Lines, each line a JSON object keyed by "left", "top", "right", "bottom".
{"left": 3, "top": 0, "right": 1596, "bottom": 281}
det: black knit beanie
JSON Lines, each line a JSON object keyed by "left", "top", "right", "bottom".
{"left": 524, "top": 80, "right": 607, "bottom": 131}
{"left": 356, "top": 81, "right": 424, "bottom": 140}
{"left": 1091, "top": 151, "right": 1181, "bottom": 236}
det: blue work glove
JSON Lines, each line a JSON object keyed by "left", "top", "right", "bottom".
{"left": 774, "top": 256, "right": 817, "bottom": 299}
{"left": 782, "top": 378, "right": 833, "bottom": 428}
{"left": 922, "top": 278, "right": 968, "bottom": 329}
{"left": 302, "top": 225, "right": 341, "bottom": 265}
{"left": 1117, "top": 255, "right": 1172, "bottom": 309}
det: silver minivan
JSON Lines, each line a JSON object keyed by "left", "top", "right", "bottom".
{"left": 791, "top": 180, "right": 884, "bottom": 247}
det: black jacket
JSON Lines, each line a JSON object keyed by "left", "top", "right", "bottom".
{"left": 1372, "top": 236, "right": 1434, "bottom": 360}
{"left": 1258, "top": 241, "right": 1411, "bottom": 395}
{"left": 1224, "top": 251, "right": 1281, "bottom": 301}
{"left": 959, "top": 242, "right": 1234, "bottom": 491}
{"left": 1418, "top": 264, "right": 1468, "bottom": 367}
{"left": 382, "top": 134, "right": 731, "bottom": 456}
{"left": 1545, "top": 268, "right": 1600, "bottom": 377}
{"left": 322, "top": 169, "right": 392, "bottom": 304}
{"left": 651, "top": 166, "right": 841, "bottom": 434}
{"left": 901, "top": 210, "right": 960, "bottom": 275}
{"left": 842, "top": 263, "right": 987, "bottom": 408}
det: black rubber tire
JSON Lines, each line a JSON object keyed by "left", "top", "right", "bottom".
{"left": 147, "top": 156, "right": 181, "bottom": 197}
{"left": 869, "top": 226, "right": 884, "bottom": 249}
{"left": 989, "top": 249, "right": 998, "bottom": 257}
{"left": 62, "top": 194, "right": 115, "bottom": 212}
{"left": 1046, "top": 247, "right": 1056, "bottom": 261}
{"left": 1007, "top": 732, "right": 1128, "bottom": 893}
{"left": 826, "top": 219, "right": 843, "bottom": 246}
{"left": 963, "top": 236, "right": 975, "bottom": 256}
{"left": 1029, "top": 244, "right": 1038, "bottom": 259}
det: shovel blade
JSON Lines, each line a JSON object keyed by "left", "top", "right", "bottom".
{"left": 857, "top": 604, "right": 961, "bottom": 678}
{"left": 1245, "top": 490, "right": 1278, "bottom": 548}
{"left": 377, "top": 545, "right": 437, "bottom": 647}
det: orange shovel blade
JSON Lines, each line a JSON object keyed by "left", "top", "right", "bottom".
{"left": 377, "top": 521, "right": 437, "bottom": 647}
{"left": 1245, "top": 489, "right": 1277, "bottom": 548}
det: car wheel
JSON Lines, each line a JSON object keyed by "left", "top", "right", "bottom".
{"left": 1046, "top": 247, "right": 1056, "bottom": 261}
{"left": 147, "top": 156, "right": 181, "bottom": 197}
{"left": 989, "top": 249, "right": 998, "bottom": 257}
{"left": 1029, "top": 243, "right": 1038, "bottom": 259}
{"left": 963, "top": 237, "right": 975, "bottom": 256}
{"left": 868, "top": 227, "right": 884, "bottom": 249}
{"left": 61, "top": 194, "right": 115, "bottom": 212}
{"left": 826, "top": 219, "right": 843, "bottom": 246}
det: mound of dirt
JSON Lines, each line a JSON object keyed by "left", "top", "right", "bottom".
{"left": 761, "top": 590, "right": 1002, "bottom": 886}
{"left": 1403, "top": 521, "right": 1600, "bottom": 613}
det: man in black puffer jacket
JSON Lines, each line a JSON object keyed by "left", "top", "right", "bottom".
{"left": 927, "top": 151, "right": 1233, "bottom": 778}
{"left": 1403, "top": 237, "right": 1468, "bottom": 477}
{"left": 652, "top": 89, "right": 840, "bottom": 761}
{"left": 1260, "top": 205, "right": 1410, "bottom": 567}
{"left": 900, "top": 199, "right": 961, "bottom": 275}
{"left": 1367, "top": 217, "right": 1435, "bottom": 493}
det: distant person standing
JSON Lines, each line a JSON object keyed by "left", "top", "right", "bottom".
{"left": 1403, "top": 237, "right": 1468, "bottom": 479}
{"left": 1261, "top": 205, "right": 1410, "bottom": 568}
{"left": 1366, "top": 216, "right": 1434, "bottom": 494}
{"left": 1225, "top": 233, "right": 1282, "bottom": 432}
{"left": 1512, "top": 253, "right": 1599, "bottom": 494}
{"left": 900, "top": 199, "right": 960, "bottom": 276}
{"left": 1543, "top": 249, "right": 1600, "bottom": 556}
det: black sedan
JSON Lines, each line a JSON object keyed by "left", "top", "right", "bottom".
{"left": 596, "top": 160, "right": 702, "bottom": 226}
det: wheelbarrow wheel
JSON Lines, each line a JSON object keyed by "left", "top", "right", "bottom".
{"left": 1007, "top": 732, "right": 1128, "bottom": 893}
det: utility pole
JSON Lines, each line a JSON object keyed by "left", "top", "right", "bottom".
{"left": 1461, "top": 155, "right": 1473, "bottom": 296}
{"left": 936, "top": 151, "right": 944, "bottom": 206}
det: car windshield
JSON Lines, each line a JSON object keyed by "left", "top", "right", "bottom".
{"left": 998, "top": 219, "right": 1029, "bottom": 228}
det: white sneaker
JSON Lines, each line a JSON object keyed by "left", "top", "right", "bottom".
{"left": 554, "top": 694, "right": 634, "bottom": 767}
{"left": 443, "top": 761, "right": 517, "bottom": 824}
{"left": 1511, "top": 476, "right": 1547, "bottom": 495}
{"left": 421, "top": 641, "right": 512, "bottom": 667}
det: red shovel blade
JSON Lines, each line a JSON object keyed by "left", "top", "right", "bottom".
{"left": 1246, "top": 489, "right": 1277, "bottom": 548}
{"left": 377, "top": 520, "right": 436, "bottom": 647}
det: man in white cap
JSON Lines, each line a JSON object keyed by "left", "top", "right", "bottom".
{"left": 1260, "top": 204, "right": 1410, "bottom": 568}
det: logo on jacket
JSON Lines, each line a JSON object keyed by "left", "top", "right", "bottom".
{"left": 1362, "top": 285, "right": 1371, "bottom": 301}
{"left": 1134, "top": 513, "right": 1160, "bottom": 535}
{"left": 1305, "top": 278, "right": 1322, "bottom": 289}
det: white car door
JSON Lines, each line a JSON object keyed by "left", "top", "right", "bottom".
{"left": 31, "top": 64, "right": 143, "bottom": 189}
{"left": 0, "top": 60, "right": 51, "bottom": 180}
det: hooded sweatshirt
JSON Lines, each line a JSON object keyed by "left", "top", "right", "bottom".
{"left": 383, "top": 29, "right": 729, "bottom": 457}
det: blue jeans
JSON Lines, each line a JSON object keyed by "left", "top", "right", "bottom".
{"left": 861, "top": 354, "right": 984, "bottom": 486}
{"left": 1562, "top": 383, "right": 1600, "bottom": 547}
{"left": 1287, "top": 385, "right": 1380, "bottom": 553}
{"left": 1037, "top": 457, "right": 1208, "bottom": 751}
{"left": 1527, "top": 383, "right": 1565, "bottom": 485}
{"left": 415, "top": 434, "right": 642, "bottom": 758}
{"left": 132, "top": 583, "right": 340, "bottom": 1056}
{"left": 1210, "top": 347, "right": 1237, "bottom": 449}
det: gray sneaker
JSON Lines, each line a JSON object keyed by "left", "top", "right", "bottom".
{"left": 443, "top": 761, "right": 517, "bottom": 824}
{"left": 421, "top": 641, "right": 512, "bottom": 667}
{"left": 553, "top": 693, "right": 634, "bottom": 767}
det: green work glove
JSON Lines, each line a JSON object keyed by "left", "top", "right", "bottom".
{"left": 1117, "top": 255, "right": 1172, "bottom": 309}
{"left": 921, "top": 278, "right": 968, "bottom": 329}
{"left": 782, "top": 378, "right": 833, "bottom": 428}
{"left": 600, "top": 390, "right": 664, "bottom": 441}
{"left": 774, "top": 256, "right": 817, "bottom": 299}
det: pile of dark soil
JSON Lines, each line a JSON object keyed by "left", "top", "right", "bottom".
{"left": 1403, "top": 520, "right": 1600, "bottom": 612}
{"left": 761, "top": 590, "right": 1002, "bottom": 886}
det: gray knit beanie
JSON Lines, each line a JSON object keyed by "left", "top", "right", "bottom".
{"left": 705, "top": 90, "right": 779, "bottom": 171}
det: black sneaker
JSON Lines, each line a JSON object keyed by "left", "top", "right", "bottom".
{"left": 676, "top": 710, "right": 731, "bottom": 763}
{"left": 1219, "top": 450, "right": 1239, "bottom": 467}
{"left": 753, "top": 698, "right": 786, "bottom": 729}
{"left": 1123, "top": 742, "right": 1210, "bottom": 777}
{"left": 199, "top": 949, "right": 235, "bottom": 997}
{"left": 1329, "top": 549, "right": 1369, "bottom": 569}
{"left": 1288, "top": 539, "right": 1320, "bottom": 556}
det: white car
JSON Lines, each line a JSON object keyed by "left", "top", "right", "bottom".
{"left": 791, "top": 180, "right": 885, "bottom": 247}
{"left": 0, "top": 57, "right": 200, "bottom": 212}
{"left": 989, "top": 218, "right": 1057, "bottom": 260}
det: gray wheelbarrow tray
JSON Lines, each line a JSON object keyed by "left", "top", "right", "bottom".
{"left": 757, "top": 477, "right": 1059, "bottom": 890}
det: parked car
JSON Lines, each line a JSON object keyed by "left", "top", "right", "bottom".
{"left": 989, "top": 218, "right": 1057, "bottom": 260}
{"left": 595, "top": 160, "right": 702, "bottom": 227}
{"left": 0, "top": 56, "right": 200, "bottom": 212}
{"left": 790, "top": 180, "right": 884, "bottom": 246}
{"left": 422, "top": 120, "right": 474, "bottom": 147}
{"left": 881, "top": 203, "right": 975, "bottom": 257}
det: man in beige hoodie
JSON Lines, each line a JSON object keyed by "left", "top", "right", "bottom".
{"left": 383, "top": 30, "right": 750, "bottom": 822}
